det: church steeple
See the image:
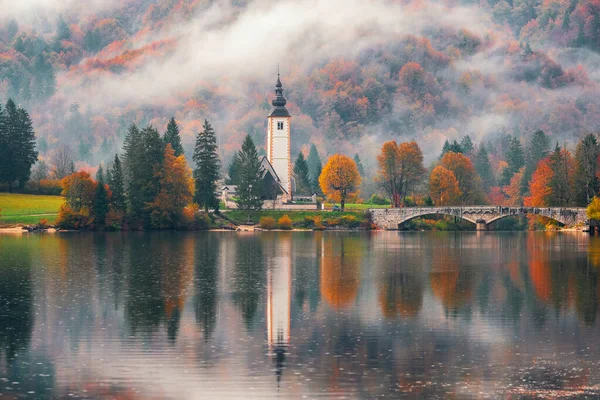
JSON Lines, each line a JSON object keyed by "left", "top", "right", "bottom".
{"left": 266, "top": 70, "right": 292, "bottom": 200}
{"left": 269, "top": 73, "right": 290, "bottom": 117}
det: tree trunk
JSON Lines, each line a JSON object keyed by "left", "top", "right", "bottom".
{"left": 8, "top": 181, "right": 12, "bottom": 193}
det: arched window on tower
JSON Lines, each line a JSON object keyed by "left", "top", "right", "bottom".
{"left": 277, "top": 122, "right": 284, "bottom": 130}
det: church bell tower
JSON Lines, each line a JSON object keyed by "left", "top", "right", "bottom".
{"left": 267, "top": 73, "right": 292, "bottom": 200}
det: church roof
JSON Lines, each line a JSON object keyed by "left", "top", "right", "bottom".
{"left": 269, "top": 74, "right": 290, "bottom": 118}
{"left": 260, "top": 156, "right": 288, "bottom": 195}
{"left": 268, "top": 107, "right": 291, "bottom": 117}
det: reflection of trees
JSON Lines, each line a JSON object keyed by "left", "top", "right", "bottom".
{"left": 429, "top": 271, "right": 473, "bottom": 312}
{"left": 379, "top": 273, "right": 423, "bottom": 317}
{"left": 527, "top": 236, "right": 570, "bottom": 311}
{"left": 0, "top": 247, "right": 33, "bottom": 360}
{"left": 320, "top": 235, "right": 361, "bottom": 310}
{"left": 162, "top": 235, "right": 194, "bottom": 343}
{"left": 231, "top": 235, "right": 265, "bottom": 329}
{"left": 194, "top": 234, "right": 219, "bottom": 339}
{"left": 428, "top": 244, "right": 474, "bottom": 314}
{"left": 293, "top": 233, "right": 321, "bottom": 312}
{"left": 126, "top": 235, "right": 165, "bottom": 334}
{"left": 573, "top": 265, "right": 599, "bottom": 326}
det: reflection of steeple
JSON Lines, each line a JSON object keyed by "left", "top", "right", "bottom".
{"left": 267, "top": 234, "right": 292, "bottom": 385}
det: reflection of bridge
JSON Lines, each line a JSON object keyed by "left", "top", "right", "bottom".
{"left": 369, "top": 206, "right": 588, "bottom": 231}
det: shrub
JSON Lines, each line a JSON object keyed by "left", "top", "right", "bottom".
{"left": 25, "top": 179, "right": 62, "bottom": 195}
{"left": 38, "top": 219, "right": 50, "bottom": 229}
{"left": 55, "top": 204, "right": 92, "bottom": 229}
{"left": 195, "top": 213, "right": 211, "bottom": 230}
{"left": 277, "top": 214, "right": 293, "bottom": 230}
{"left": 366, "top": 194, "right": 390, "bottom": 205}
{"left": 105, "top": 209, "right": 125, "bottom": 231}
{"left": 180, "top": 204, "right": 211, "bottom": 230}
{"left": 326, "top": 217, "right": 341, "bottom": 227}
{"left": 341, "top": 215, "right": 360, "bottom": 228}
{"left": 259, "top": 216, "right": 276, "bottom": 229}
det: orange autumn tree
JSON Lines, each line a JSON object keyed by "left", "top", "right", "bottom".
{"left": 524, "top": 158, "right": 553, "bottom": 207}
{"left": 429, "top": 166, "right": 461, "bottom": 206}
{"left": 319, "top": 154, "right": 361, "bottom": 211}
{"left": 440, "top": 151, "right": 483, "bottom": 204}
{"left": 61, "top": 171, "right": 97, "bottom": 211}
{"left": 376, "top": 140, "right": 425, "bottom": 207}
{"left": 147, "top": 144, "right": 195, "bottom": 229}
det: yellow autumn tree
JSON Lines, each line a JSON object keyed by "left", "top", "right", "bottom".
{"left": 587, "top": 196, "right": 600, "bottom": 221}
{"left": 429, "top": 166, "right": 461, "bottom": 206}
{"left": 147, "top": 144, "right": 195, "bottom": 229}
{"left": 319, "top": 154, "right": 361, "bottom": 211}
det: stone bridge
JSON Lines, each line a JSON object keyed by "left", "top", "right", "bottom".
{"left": 368, "top": 206, "right": 588, "bottom": 230}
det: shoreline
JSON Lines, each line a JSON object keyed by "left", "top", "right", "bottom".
{"left": 0, "top": 225, "right": 588, "bottom": 234}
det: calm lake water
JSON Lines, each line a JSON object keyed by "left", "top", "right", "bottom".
{"left": 2, "top": 231, "right": 600, "bottom": 399}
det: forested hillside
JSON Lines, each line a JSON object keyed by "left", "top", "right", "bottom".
{"left": 1, "top": 0, "right": 599, "bottom": 171}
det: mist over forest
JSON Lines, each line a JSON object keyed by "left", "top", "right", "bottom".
{"left": 1, "top": 0, "right": 599, "bottom": 172}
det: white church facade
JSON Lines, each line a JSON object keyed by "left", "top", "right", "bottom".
{"left": 266, "top": 74, "right": 293, "bottom": 201}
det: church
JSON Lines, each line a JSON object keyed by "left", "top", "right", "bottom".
{"left": 265, "top": 73, "right": 294, "bottom": 202}
{"left": 221, "top": 74, "right": 318, "bottom": 209}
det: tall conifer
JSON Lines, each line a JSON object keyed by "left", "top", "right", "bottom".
{"left": 193, "top": 119, "right": 221, "bottom": 212}
{"left": 234, "top": 135, "right": 263, "bottom": 210}
{"left": 474, "top": 145, "right": 495, "bottom": 191}
{"left": 293, "top": 152, "right": 312, "bottom": 194}
{"left": 163, "top": 117, "right": 184, "bottom": 157}
{"left": 109, "top": 154, "right": 126, "bottom": 212}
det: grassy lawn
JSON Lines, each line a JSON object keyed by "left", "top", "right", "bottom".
{"left": 224, "top": 209, "right": 367, "bottom": 225}
{"left": 323, "top": 203, "right": 390, "bottom": 210}
{"left": 0, "top": 193, "right": 63, "bottom": 226}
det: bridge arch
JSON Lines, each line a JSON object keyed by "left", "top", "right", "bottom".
{"left": 397, "top": 212, "right": 478, "bottom": 229}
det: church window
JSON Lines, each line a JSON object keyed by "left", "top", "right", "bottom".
{"left": 277, "top": 122, "right": 284, "bottom": 130}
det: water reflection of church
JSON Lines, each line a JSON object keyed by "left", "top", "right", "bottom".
{"left": 267, "top": 235, "right": 292, "bottom": 384}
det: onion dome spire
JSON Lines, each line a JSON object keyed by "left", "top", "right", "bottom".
{"left": 269, "top": 71, "right": 290, "bottom": 117}
{"left": 272, "top": 72, "right": 287, "bottom": 107}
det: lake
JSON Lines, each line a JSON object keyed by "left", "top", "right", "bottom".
{"left": 1, "top": 231, "right": 600, "bottom": 399}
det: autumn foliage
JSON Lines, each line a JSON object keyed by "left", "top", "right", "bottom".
{"left": 525, "top": 158, "right": 553, "bottom": 207}
{"left": 429, "top": 166, "right": 461, "bottom": 206}
{"left": 376, "top": 140, "right": 425, "bottom": 207}
{"left": 146, "top": 144, "right": 195, "bottom": 229}
{"left": 319, "top": 154, "right": 361, "bottom": 211}
{"left": 440, "top": 151, "right": 483, "bottom": 204}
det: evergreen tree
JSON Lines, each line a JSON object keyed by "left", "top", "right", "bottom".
{"left": 293, "top": 152, "right": 312, "bottom": 194}
{"left": 523, "top": 130, "right": 550, "bottom": 193}
{"left": 123, "top": 124, "right": 164, "bottom": 224}
{"left": 56, "top": 15, "right": 71, "bottom": 41}
{"left": 573, "top": 134, "right": 599, "bottom": 206}
{"left": 440, "top": 139, "right": 463, "bottom": 158}
{"left": 0, "top": 99, "right": 38, "bottom": 191}
{"left": 234, "top": 135, "right": 263, "bottom": 210}
{"left": 108, "top": 154, "right": 126, "bottom": 212}
{"left": 500, "top": 135, "right": 525, "bottom": 185}
{"left": 548, "top": 143, "right": 572, "bottom": 206}
{"left": 460, "top": 135, "right": 475, "bottom": 155}
{"left": 354, "top": 153, "right": 365, "bottom": 176}
{"left": 93, "top": 165, "right": 109, "bottom": 227}
{"left": 31, "top": 55, "right": 56, "bottom": 101}
{"left": 193, "top": 119, "right": 221, "bottom": 212}
{"left": 163, "top": 117, "right": 184, "bottom": 157}
{"left": 474, "top": 145, "right": 495, "bottom": 191}
{"left": 226, "top": 157, "right": 240, "bottom": 185}
{"left": 307, "top": 144, "right": 322, "bottom": 194}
